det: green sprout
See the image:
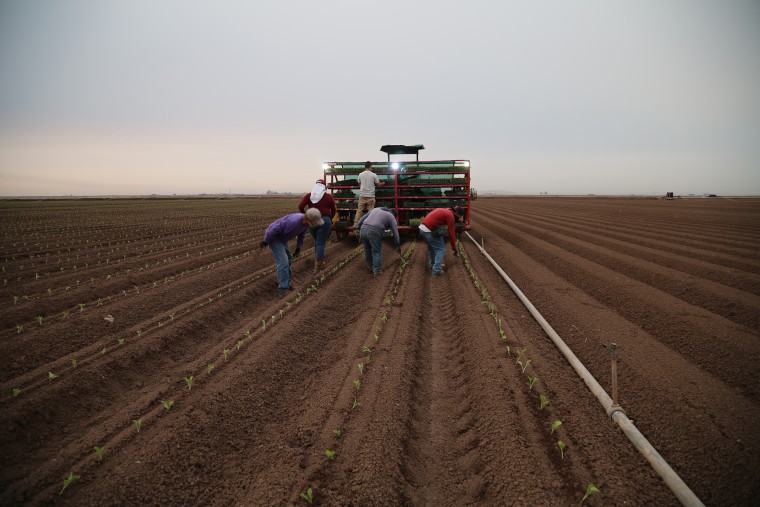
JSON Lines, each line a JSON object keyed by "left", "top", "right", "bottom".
{"left": 36, "top": 315, "right": 43, "bottom": 325}
{"left": 581, "top": 484, "right": 599, "bottom": 503}
{"left": 136, "top": 329, "right": 143, "bottom": 337}
{"left": 236, "top": 339, "right": 244, "bottom": 351}
{"left": 551, "top": 420, "right": 563, "bottom": 434}
{"left": 354, "top": 379, "right": 361, "bottom": 391}
{"left": 71, "top": 359, "right": 78, "bottom": 368}
{"left": 357, "top": 363, "right": 364, "bottom": 374}
{"left": 161, "top": 400, "right": 174, "bottom": 410}
{"left": 59, "top": 471, "right": 80, "bottom": 496}
{"left": 518, "top": 359, "right": 532, "bottom": 373}
{"left": 528, "top": 376, "right": 539, "bottom": 389}
{"left": 539, "top": 394, "right": 549, "bottom": 410}
{"left": 117, "top": 338, "right": 125, "bottom": 345}
{"left": 79, "top": 303, "right": 85, "bottom": 312}
{"left": 324, "top": 449, "right": 336, "bottom": 460}
{"left": 557, "top": 440, "right": 566, "bottom": 459}
{"left": 333, "top": 429, "right": 342, "bottom": 437}
{"left": 207, "top": 364, "right": 214, "bottom": 374}
{"left": 101, "top": 347, "right": 107, "bottom": 354}
{"left": 62, "top": 310, "right": 70, "bottom": 319}
{"left": 351, "top": 398, "right": 361, "bottom": 409}
{"left": 223, "top": 348, "right": 230, "bottom": 361}
{"left": 16, "top": 324, "right": 23, "bottom": 334}
{"left": 12, "top": 388, "right": 21, "bottom": 397}
{"left": 184, "top": 375, "right": 194, "bottom": 391}
{"left": 362, "top": 346, "right": 372, "bottom": 354}
{"left": 94, "top": 446, "right": 105, "bottom": 460}
{"left": 299, "top": 487, "right": 314, "bottom": 504}
{"left": 133, "top": 418, "right": 142, "bottom": 433}
{"left": 48, "top": 371, "right": 58, "bottom": 381}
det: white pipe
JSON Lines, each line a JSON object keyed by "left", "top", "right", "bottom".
{"left": 464, "top": 232, "right": 704, "bottom": 507}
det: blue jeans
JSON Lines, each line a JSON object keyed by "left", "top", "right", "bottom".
{"left": 309, "top": 216, "right": 332, "bottom": 261}
{"left": 420, "top": 230, "right": 446, "bottom": 275}
{"left": 269, "top": 240, "right": 293, "bottom": 289}
{"left": 360, "top": 225, "right": 384, "bottom": 275}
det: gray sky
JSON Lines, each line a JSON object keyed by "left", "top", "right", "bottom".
{"left": 1, "top": 0, "right": 759, "bottom": 196}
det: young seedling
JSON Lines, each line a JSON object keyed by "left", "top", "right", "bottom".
{"left": 518, "top": 359, "right": 532, "bottom": 373}
{"left": 16, "top": 324, "right": 23, "bottom": 334}
{"left": 94, "top": 446, "right": 105, "bottom": 460}
{"left": 117, "top": 338, "right": 125, "bottom": 345}
{"left": 581, "top": 484, "right": 599, "bottom": 503}
{"left": 236, "top": 339, "right": 244, "bottom": 351}
{"left": 62, "top": 310, "right": 70, "bottom": 319}
{"left": 79, "top": 303, "right": 86, "bottom": 312}
{"left": 223, "top": 348, "right": 230, "bottom": 361}
{"left": 299, "top": 487, "right": 314, "bottom": 504}
{"left": 539, "top": 394, "right": 549, "bottom": 410}
{"left": 351, "top": 398, "right": 361, "bottom": 409}
{"left": 528, "top": 376, "right": 539, "bottom": 390}
{"left": 551, "top": 420, "right": 563, "bottom": 435}
{"left": 354, "top": 379, "right": 361, "bottom": 391}
{"left": 36, "top": 315, "right": 43, "bottom": 325}
{"left": 59, "top": 471, "right": 80, "bottom": 496}
{"left": 324, "top": 449, "right": 336, "bottom": 460}
{"left": 207, "top": 364, "right": 214, "bottom": 374}
{"left": 48, "top": 371, "right": 58, "bottom": 381}
{"left": 557, "top": 440, "right": 566, "bottom": 459}
{"left": 133, "top": 418, "right": 142, "bottom": 433}
{"left": 333, "top": 429, "right": 342, "bottom": 437}
{"left": 136, "top": 329, "right": 143, "bottom": 337}
{"left": 71, "top": 359, "right": 78, "bottom": 368}
{"left": 12, "top": 388, "right": 21, "bottom": 397}
{"left": 161, "top": 400, "right": 174, "bottom": 410}
{"left": 357, "top": 363, "right": 364, "bottom": 374}
{"left": 184, "top": 375, "right": 194, "bottom": 391}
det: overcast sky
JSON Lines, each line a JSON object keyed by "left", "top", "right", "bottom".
{"left": 1, "top": 0, "right": 759, "bottom": 196}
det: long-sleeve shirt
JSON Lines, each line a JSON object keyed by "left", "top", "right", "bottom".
{"left": 298, "top": 192, "right": 337, "bottom": 218}
{"left": 263, "top": 213, "right": 308, "bottom": 248}
{"left": 356, "top": 207, "right": 400, "bottom": 247}
{"left": 421, "top": 208, "right": 457, "bottom": 250}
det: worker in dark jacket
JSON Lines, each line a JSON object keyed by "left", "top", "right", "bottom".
{"left": 419, "top": 206, "right": 466, "bottom": 276}
{"left": 298, "top": 179, "right": 337, "bottom": 273}
{"left": 261, "top": 209, "right": 323, "bottom": 293}
{"left": 356, "top": 207, "right": 401, "bottom": 277}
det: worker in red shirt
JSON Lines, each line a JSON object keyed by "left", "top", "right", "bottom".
{"left": 298, "top": 179, "right": 337, "bottom": 273}
{"left": 419, "top": 206, "right": 466, "bottom": 276}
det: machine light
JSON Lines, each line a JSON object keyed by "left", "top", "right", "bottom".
{"left": 391, "top": 162, "right": 400, "bottom": 170}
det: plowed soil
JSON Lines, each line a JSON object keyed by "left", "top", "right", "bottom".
{"left": 1, "top": 196, "right": 758, "bottom": 506}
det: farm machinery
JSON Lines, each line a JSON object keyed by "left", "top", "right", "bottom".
{"left": 322, "top": 144, "right": 475, "bottom": 239}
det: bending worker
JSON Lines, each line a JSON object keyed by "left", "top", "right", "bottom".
{"left": 356, "top": 207, "right": 401, "bottom": 278}
{"left": 261, "top": 208, "right": 324, "bottom": 293}
{"left": 419, "top": 206, "right": 466, "bottom": 277}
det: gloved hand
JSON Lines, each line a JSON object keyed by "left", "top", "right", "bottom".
{"left": 294, "top": 247, "right": 301, "bottom": 257}
{"left": 453, "top": 249, "right": 459, "bottom": 257}
{"left": 260, "top": 240, "right": 268, "bottom": 249}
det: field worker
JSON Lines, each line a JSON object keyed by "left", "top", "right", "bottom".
{"left": 298, "top": 178, "right": 337, "bottom": 273}
{"left": 352, "top": 161, "right": 385, "bottom": 234}
{"left": 356, "top": 207, "right": 401, "bottom": 278}
{"left": 260, "top": 208, "right": 324, "bottom": 293}
{"left": 419, "top": 206, "right": 466, "bottom": 277}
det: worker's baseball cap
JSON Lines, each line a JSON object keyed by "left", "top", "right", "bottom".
{"left": 305, "top": 208, "right": 324, "bottom": 226}
{"left": 453, "top": 206, "right": 466, "bottom": 216}
{"left": 315, "top": 179, "right": 325, "bottom": 185}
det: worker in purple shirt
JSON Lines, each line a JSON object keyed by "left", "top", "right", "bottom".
{"left": 356, "top": 207, "right": 401, "bottom": 277}
{"left": 260, "top": 208, "right": 324, "bottom": 293}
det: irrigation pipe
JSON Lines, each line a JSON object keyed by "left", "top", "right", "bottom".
{"left": 464, "top": 232, "right": 704, "bottom": 507}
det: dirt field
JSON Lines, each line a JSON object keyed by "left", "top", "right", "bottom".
{"left": 1, "top": 196, "right": 758, "bottom": 506}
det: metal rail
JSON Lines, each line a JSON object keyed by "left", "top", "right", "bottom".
{"left": 464, "top": 232, "right": 704, "bottom": 507}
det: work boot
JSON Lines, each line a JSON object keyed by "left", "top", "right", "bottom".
{"left": 314, "top": 259, "right": 325, "bottom": 273}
